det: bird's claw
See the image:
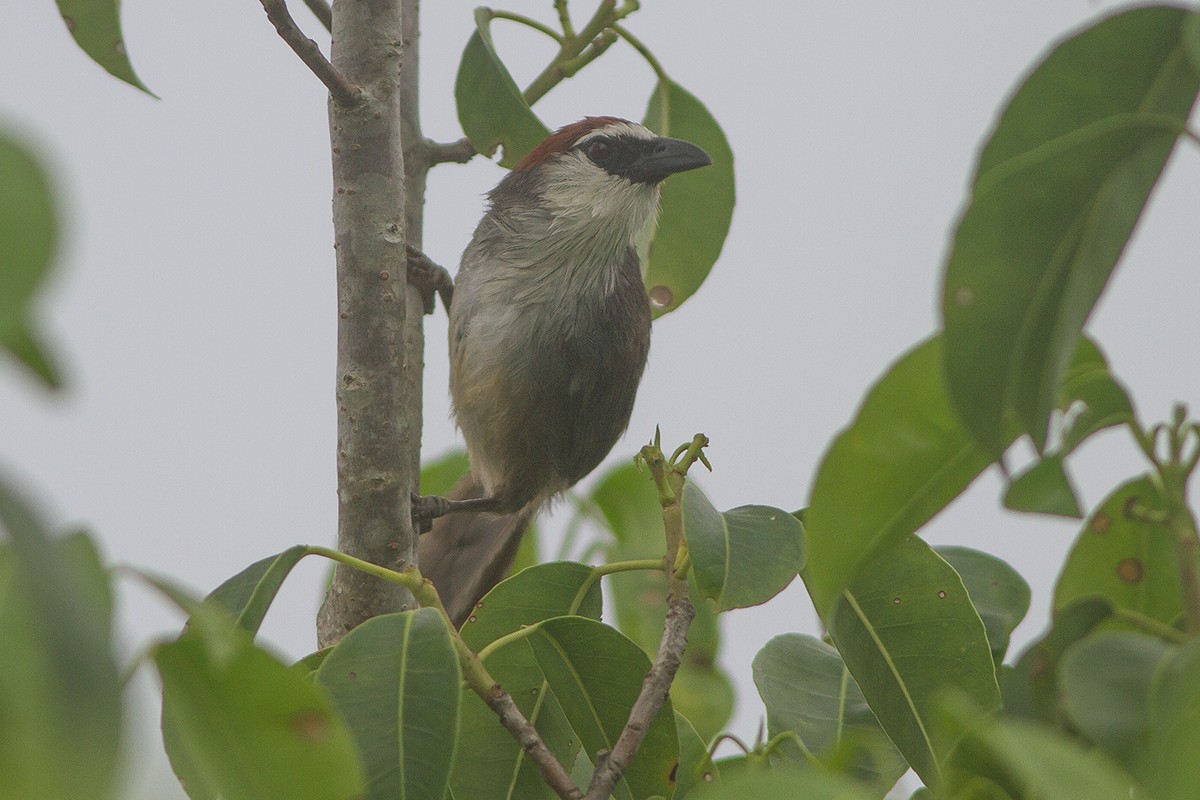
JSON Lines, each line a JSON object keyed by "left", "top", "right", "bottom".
{"left": 405, "top": 244, "right": 454, "bottom": 314}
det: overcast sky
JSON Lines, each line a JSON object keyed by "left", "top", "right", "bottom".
{"left": 4, "top": 1, "right": 1199, "bottom": 795}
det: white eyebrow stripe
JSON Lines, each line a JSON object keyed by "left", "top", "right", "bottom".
{"left": 574, "top": 121, "right": 656, "bottom": 145}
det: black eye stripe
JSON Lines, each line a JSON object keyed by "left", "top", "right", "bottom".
{"left": 578, "top": 135, "right": 648, "bottom": 172}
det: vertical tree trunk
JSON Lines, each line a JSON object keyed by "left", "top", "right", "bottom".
{"left": 316, "top": 0, "right": 418, "bottom": 647}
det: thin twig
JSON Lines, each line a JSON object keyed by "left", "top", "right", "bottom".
{"left": 425, "top": 136, "right": 478, "bottom": 166}
{"left": 301, "top": 0, "right": 332, "bottom": 33}
{"left": 259, "top": 0, "right": 360, "bottom": 105}
{"left": 584, "top": 596, "right": 695, "bottom": 800}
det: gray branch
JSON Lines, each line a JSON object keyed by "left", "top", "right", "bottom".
{"left": 259, "top": 0, "right": 358, "bottom": 105}
{"left": 316, "top": 0, "right": 414, "bottom": 646}
{"left": 301, "top": 0, "right": 333, "bottom": 32}
{"left": 425, "top": 136, "right": 478, "bottom": 165}
{"left": 584, "top": 595, "right": 696, "bottom": 800}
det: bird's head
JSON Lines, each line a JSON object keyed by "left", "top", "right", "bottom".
{"left": 493, "top": 117, "right": 711, "bottom": 245}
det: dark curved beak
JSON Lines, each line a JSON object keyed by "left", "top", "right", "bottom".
{"left": 625, "top": 137, "right": 712, "bottom": 184}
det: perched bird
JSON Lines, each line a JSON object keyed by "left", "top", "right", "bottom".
{"left": 419, "top": 117, "right": 711, "bottom": 623}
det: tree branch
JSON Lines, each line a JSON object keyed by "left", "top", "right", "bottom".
{"left": 584, "top": 595, "right": 695, "bottom": 800}
{"left": 301, "top": 0, "right": 333, "bottom": 32}
{"left": 425, "top": 136, "right": 478, "bottom": 166}
{"left": 316, "top": 0, "right": 413, "bottom": 647}
{"left": 259, "top": 0, "right": 359, "bottom": 105}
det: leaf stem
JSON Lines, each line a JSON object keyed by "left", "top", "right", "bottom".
{"left": 305, "top": 545, "right": 421, "bottom": 591}
{"left": 492, "top": 9, "right": 565, "bottom": 43}
{"left": 1112, "top": 607, "right": 1187, "bottom": 645}
{"left": 554, "top": 0, "right": 575, "bottom": 38}
{"left": 1131, "top": 409, "right": 1200, "bottom": 637}
{"left": 611, "top": 24, "right": 668, "bottom": 82}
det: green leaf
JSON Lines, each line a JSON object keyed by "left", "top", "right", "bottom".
{"left": 668, "top": 660, "right": 735, "bottom": 749}
{"left": 691, "top": 766, "right": 878, "bottom": 800}
{"left": 1186, "top": 11, "right": 1200, "bottom": 76}
{"left": 939, "top": 694, "right": 1139, "bottom": 800}
{"left": 526, "top": 616, "right": 679, "bottom": 800}
{"left": 420, "top": 449, "right": 471, "bottom": 496}
{"left": 156, "top": 626, "right": 364, "bottom": 800}
{"left": 1059, "top": 631, "right": 1171, "bottom": 772}
{"left": 642, "top": 79, "right": 735, "bottom": 317}
{"left": 0, "top": 486, "right": 121, "bottom": 800}
{"left": 205, "top": 546, "right": 308, "bottom": 634}
{"left": 673, "top": 712, "right": 719, "bottom": 799}
{"left": 681, "top": 483, "right": 804, "bottom": 611}
{"left": 55, "top": 0, "right": 154, "bottom": 94}
{"left": 942, "top": 6, "right": 1200, "bottom": 454}
{"left": 1002, "top": 597, "right": 1114, "bottom": 722}
{"left": 316, "top": 609, "right": 460, "bottom": 800}
{"left": 0, "top": 130, "right": 61, "bottom": 387}
{"left": 1054, "top": 475, "right": 1183, "bottom": 624}
{"left": 454, "top": 8, "right": 549, "bottom": 167}
{"left": 804, "top": 335, "right": 999, "bottom": 617}
{"left": 1003, "top": 455, "right": 1082, "bottom": 518}
{"left": 1057, "top": 337, "right": 1135, "bottom": 453}
{"left": 0, "top": 319, "right": 62, "bottom": 388}
{"left": 752, "top": 634, "right": 907, "bottom": 790}
{"left": 826, "top": 535, "right": 1000, "bottom": 789}
{"left": 934, "top": 546, "right": 1030, "bottom": 663}
{"left": 1145, "top": 638, "right": 1200, "bottom": 800}
{"left": 589, "top": 463, "right": 732, "bottom": 740}
{"left": 460, "top": 561, "right": 602, "bottom": 651}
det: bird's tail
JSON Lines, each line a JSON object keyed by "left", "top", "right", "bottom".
{"left": 417, "top": 474, "right": 534, "bottom": 627}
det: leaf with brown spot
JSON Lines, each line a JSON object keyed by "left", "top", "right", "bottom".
{"left": 1055, "top": 475, "right": 1184, "bottom": 624}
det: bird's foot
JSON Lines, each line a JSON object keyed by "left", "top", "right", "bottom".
{"left": 405, "top": 244, "right": 453, "bottom": 314}
{"left": 411, "top": 492, "right": 499, "bottom": 533}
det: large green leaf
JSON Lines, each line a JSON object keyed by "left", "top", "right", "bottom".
{"left": 826, "top": 535, "right": 1000, "bottom": 789}
{"left": 691, "top": 766, "right": 878, "bottom": 800}
{"left": 0, "top": 129, "right": 61, "bottom": 387}
{"left": 1056, "top": 337, "right": 1135, "bottom": 453}
{"left": 55, "top": 0, "right": 154, "bottom": 94}
{"left": 1002, "top": 454, "right": 1083, "bottom": 519}
{"left": 526, "top": 616, "right": 678, "bottom": 800}
{"left": 935, "top": 547, "right": 1030, "bottom": 667}
{"left": 939, "top": 695, "right": 1139, "bottom": 800}
{"left": 1001, "top": 597, "right": 1114, "bottom": 722}
{"left": 420, "top": 449, "right": 470, "bottom": 497}
{"left": 460, "top": 561, "right": 602, "bottom": 651}
{"left": 0, "top": 485, "right": 120, "bottom": 800}
{"left": 1145, "top": 638, "right": 1200, "bottom": 800}
{"left": 589, "top": 463, "right": 733, "bottom": 740}
{"left": 942, "top": 6, "right": 1200, "bottom": 454}
{"left": 673, "top": 712, "right": 719, "bottom": 799}
{"left": 205, "top": 546, "right": 308, "bottom": 634}
{"left": 1059, "top": 631, "right": 1171, "bottom": 774}
{"left": 681, "top": 483, "right": 804, "bottom": 611}
{"left": 804, "top": 336, "right": 999, "bottom": 616}
{"left": 316, "top": 609, "right": 460, "bottom": 800}
{"left": 752, "top": 634, "right": 907, "bottom": 791}
{"left": 156, "top": 626, "right": 364, "bottom": 800}
{"left": 1054, "top": 475, "right": 1183, "bottom": 624}
{"left": 642, "top": 79, "right": 735, "bottom": 317}
{"left": 454, "top": 8, "right": 549, "bottom": 167}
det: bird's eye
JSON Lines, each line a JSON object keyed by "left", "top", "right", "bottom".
{"left": 585, "top": 139, "right": 611, "bottom": 162}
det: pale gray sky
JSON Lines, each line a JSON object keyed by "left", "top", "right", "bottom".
{"left": 3, "top": 1, "right": 1198, "bottom": 795}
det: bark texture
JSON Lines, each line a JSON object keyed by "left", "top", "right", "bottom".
{"left": 317, "top": 0, "right": 416, "bottom": 646}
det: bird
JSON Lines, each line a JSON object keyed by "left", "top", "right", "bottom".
{"left": 417, "top": 116, "right": 712, "bottom": 624}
